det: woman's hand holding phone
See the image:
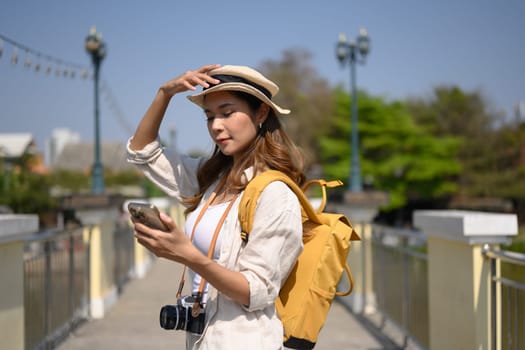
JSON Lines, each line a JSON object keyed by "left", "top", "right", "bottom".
{"left": 128, "top": 202, "right": 198, "bottom": 264}
{"left": 128, "top": 202, "right": 168, "bottom": 231}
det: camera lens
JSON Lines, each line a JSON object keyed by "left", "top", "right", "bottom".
{"left": 159, "top": 305, "right": 184, "bottom": 330}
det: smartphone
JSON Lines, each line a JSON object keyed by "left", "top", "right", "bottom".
{"left": 127, "top": 202, "right": 168, "bottom": 230}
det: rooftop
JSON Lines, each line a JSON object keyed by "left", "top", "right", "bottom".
{"left": 0, "top": 133, "right": 35, "bottom": 158}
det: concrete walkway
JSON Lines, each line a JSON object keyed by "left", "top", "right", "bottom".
{"left": 58, "top": 258, "right": 397, "bottom": 350}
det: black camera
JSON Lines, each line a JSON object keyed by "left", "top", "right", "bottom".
{"left": 159, "top": 295, "right": 205, "bottom": 335}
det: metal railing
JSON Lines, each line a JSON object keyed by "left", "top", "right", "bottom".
{"left": 23, "top": 226, "right": 91, "bottom": 350}
{"left": 23, "top": 220, "right": 138, "bottom": 350}
{"left": 371, "top": 224, "right": 429, "bottom": 349}
{"left": 113, "top": 220, "right": 135, "bottom": 294}
{"left": 483, "top": 245, "right": 525, "bottom": 350}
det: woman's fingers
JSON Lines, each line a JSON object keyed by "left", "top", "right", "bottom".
{"left": 196, "top": 64, "right": 221, "bottom": 73}
{"left": 161, "top": 65, "right": 220, "bottom": 96}
{"left": 184, "top": 67, "right": 221, "bottom": 89}
{"left": 159, "top": 212, "right": 174, "bottom": 230}
{"left": 133, "top": 216, "right": 190, "bottom": 261}
{"left": 181, "top": 64, "right": 221, "bottom": 89}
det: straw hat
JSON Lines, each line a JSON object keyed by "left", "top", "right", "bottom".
{"left": 187, "top": 65, "right": 291, "bottom": 115}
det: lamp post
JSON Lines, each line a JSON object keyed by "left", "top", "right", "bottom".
{"left": 85, "top": 26, "right": 106, "bottom": 194}
{"left": 336, "top": 28, "right": 370, "bottom": 193}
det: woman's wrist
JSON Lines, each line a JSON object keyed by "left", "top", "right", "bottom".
{"left": 183, "top": 245, "right": 210, "bottom": 269}
{"left": 157, "top": 86, "right": 174, "bottom": 101}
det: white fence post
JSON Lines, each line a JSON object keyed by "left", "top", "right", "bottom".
{"left": 414, "top": 210, "right": 517, "bottom": 350}
{"left": 0, "top": 214, "right": 39, "bottom": 350}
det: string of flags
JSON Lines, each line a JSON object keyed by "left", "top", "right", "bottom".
{"left": 100, "top": 80, "right": 135, "bottom": 135}
{"left": 0, "top": 32, "right": 92, "bottom": 79}
{"left": 1, "top": 32, "right": 135, "bottom": 136}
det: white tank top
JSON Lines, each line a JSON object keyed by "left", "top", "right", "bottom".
{"left": 184, "top": 200, "right": 231, "bottom": 300}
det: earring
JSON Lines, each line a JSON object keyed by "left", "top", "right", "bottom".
{"left": 259, "top": 123, "right": 263, "bottom": 129}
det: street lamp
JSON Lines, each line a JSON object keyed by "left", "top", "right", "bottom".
{"left": 336, "top": 28, "right": 370, "bottom": 193}
{"left": 85, "top": 26, "right": 106, "bottom": 194}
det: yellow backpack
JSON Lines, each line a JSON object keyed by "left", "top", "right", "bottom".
{"left": 238, "top": 170, "right": 360, "bottom": 349}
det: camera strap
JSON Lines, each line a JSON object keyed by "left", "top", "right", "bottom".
{"left": 176, "top": 175, "right": 239, "bottom": 318}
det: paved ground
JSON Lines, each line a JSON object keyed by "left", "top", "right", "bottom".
{"left": 58, "top": 258, "right": 398, "bottom": 350}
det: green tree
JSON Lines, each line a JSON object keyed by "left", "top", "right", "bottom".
{"left": 466, "top": 119, "right": 525, "bottom": 198}
{"left": 50, "top": 170, "right": 90, "bottom": 193}
{"left": 406, "top": 85, "right": 505, "bottom": 197}
{"left": 320, "top": 87, "right": 461, "bottom": 209}
{"left": 105, "top": 169, "right": 143, "bottom": 187}
{"left": 0, "top": 152, "right": 57, "bottom": 214}
{"left": 259, "top": 49, "right": 334, "bottom": 168}
{"left": 406, "top": 85, "right": 499, "bottom": 138}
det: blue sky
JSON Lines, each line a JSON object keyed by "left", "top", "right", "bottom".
{"left": 1, "top": 0, "right": 524, "bottom": 155}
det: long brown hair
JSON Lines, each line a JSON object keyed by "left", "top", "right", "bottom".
{"left": 183, "top": 91, "right": 305, "bottom": 215}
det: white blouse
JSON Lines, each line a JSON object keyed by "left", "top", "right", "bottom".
{"left": 185, "top": 200, "right": 231, "bottom": 301}
{"left": 127, "top": 137, "right": 303, "bottom": 350}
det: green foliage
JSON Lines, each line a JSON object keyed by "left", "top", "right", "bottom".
{"left": 50, "top": 169, "right": 146, "bottom": 195}
{"left": 0, "top": 156, "right": 58, "bottom": 214}
{"left": 501, "top": 225, "right": 525, "bottom": 282}
{"left": 407, "top": 85, "right": 499, "bottom": 138}
{"left": 142, "top": 177, "right": 167, "bottom": 198}
{"left": 105, "top": 170, "right": 143, "bottom": 186}
{"left": 505, "top": 239, "right": 525, "bottom": 254}
{"left": 260, "top": 49, "right": 334, "bottom": 167}
{"left": 406, "top": 85, "right": 525, "bottom": 199}
{"left": 0, "top": 173, "right": 57, "bottom": 213}
{"left": 320, "top": 87, "right": 462, "bottom": 209}
{"left": 51, "top": 170, "right": 90, "bottom": 192}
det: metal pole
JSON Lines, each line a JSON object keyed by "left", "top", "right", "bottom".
{"left": 44, "top": 240, "right": 52, "bottom": 348}
{"left": 91, "top": 56, "right": 104, "bottom": 194}
{"left": 68, "top": 233, "right": 75, "bottom": 331}
{"left": 349, "top": 49, "right": 362, "bottom": 192}
{"left": 490, "top": 256, "right": 496, "bottom": 350}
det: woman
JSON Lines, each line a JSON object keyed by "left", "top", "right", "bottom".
{"left": 127, "top": 64, "right": 304, "bottom": 349}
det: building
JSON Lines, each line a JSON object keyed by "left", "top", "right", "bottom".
{"left": 52, "top": 141, "right": 136, "bottom": 172}
{"left": 0, "top": 133, "right": 36, "bottom": 160}
{"left": 45, "top": 128, "right": 81, "bottom": 166}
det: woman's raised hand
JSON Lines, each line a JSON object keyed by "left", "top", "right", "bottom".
{"left": 160, "top": 64, "right": 221, "bottom": 98}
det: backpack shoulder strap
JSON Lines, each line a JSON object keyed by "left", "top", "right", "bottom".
{"left": 238, "top": 170, "right": 320, "bottom": 242}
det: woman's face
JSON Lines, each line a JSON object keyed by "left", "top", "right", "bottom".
{"left": 203, "top": 91, "right": 267, "bottom": 160}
